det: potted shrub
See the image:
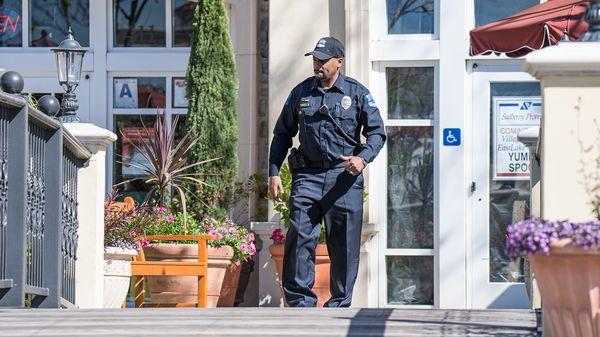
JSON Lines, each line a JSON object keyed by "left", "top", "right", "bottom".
{"left": 103, "top": 192, "right": 149, "bottom": 309}
{"left": 267, "top": 164, "right": 331, "bottom": 307}
{"left": 143, "top": 212, "right": 256, "bottom": 307}
{"left": 506, "top": 218, "right": 600, "bottom": 336}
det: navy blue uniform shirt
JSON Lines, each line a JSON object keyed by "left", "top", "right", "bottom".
{"left": 269, "top": 74, "right": 386, "bottom": 176}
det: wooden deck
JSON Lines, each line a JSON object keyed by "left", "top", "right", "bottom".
{"left": 0, "top": 308, "right": 540, "bottom": 337}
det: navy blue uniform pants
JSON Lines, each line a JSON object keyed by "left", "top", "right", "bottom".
{"left": 282, "top": 167, "right": 364, "bottom": 307}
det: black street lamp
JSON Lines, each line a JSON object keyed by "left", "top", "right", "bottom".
{"left": 51, "top": 27, "right": 87, "bottom": 122}
{"left": 580, "top": 0, "right": 600, "bottom": 41}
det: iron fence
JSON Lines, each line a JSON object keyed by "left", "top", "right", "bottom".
{"left": 0, "top": 91, "right": 90, "bottom": 308}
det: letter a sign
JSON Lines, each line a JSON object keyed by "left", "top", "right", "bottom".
{"left": 114, "top": 78, "right": 138, "bottom": 108}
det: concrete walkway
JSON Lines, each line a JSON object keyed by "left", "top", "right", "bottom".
{"left": 0, "top": 308, "right": 540, "bottom": 337}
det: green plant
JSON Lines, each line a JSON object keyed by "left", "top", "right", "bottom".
{"left": 185, "top": 0, "right": 238, "bottom": 219}
{"left": 116, "top": 111, "right": 219, "bottom": 231}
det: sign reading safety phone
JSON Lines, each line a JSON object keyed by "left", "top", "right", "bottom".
{"left": 493, "top": 97, "right": 541, "bottom": 181}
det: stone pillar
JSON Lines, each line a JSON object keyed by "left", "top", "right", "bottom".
{"left": 63, "top": 123, "right": 117, "bottom": 308}
{"left": 524, "top": 42, "right": 600, "bottom": 222}
{"left": 250, "top": 221, "right": 284, "bottom": 307}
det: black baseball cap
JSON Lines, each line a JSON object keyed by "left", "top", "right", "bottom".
{"left": 304, "top": 37, "right": 345, "bottom": 60}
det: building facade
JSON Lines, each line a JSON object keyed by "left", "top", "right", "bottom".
{"left": 269, "top": 0, "right": 544, "bottom": 309}
{"left": 1, "top": 0, "right": 545, "bottom": 309}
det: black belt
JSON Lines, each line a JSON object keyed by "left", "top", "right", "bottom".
{"left": 307, "top": 159, "right": 347, "bottom": 169}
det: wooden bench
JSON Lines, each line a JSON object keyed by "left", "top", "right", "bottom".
{"left": 131, "top": 235, "right": 216, "bottom": 308}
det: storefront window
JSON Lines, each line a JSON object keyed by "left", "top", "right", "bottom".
{"left": 489, "top": 82, "right": 540, "bottom": 283}
{"left": 113, "top": 114, "right": 157, "bottom": 203}
{"left": 387, "top": 67, "right": 434, "bottom": 119}
{"left": 113, "top": 77, "right": 166, "bottom": 109}
{"left": 114, "top": 0, "right": 166, "bottom": 47}
{"left": 387, "top": 127, "right": 434, "bottom": 249}
{"left": 475, "top": 0, "right": 539, "bottom": 27}
{"left": 173, "top": 0, "right": 195, "bottom": 47}
{"left": 387, "top": 256, "right": 433, "bottom": 305}
{"left": 0, "top": 1, "right": 22, "bottom": 47}
{"left": 29, "top": 0, "right": 89, "bottom": 47}
{"left": 386, "top": 0, "right": 434, "bottom": 34}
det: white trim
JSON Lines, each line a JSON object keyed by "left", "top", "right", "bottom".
{"left": 384, "top": 249, "right": 435, "bottom": 256}
{"left": 385, "top": 120, "right": 433, "bottom": 127}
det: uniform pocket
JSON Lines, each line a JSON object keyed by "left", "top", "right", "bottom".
{"left": 337, "top": 108, "right": 358, "bottom": 135}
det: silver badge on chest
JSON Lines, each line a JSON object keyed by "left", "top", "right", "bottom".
{"left": 341, "top": 96, "right": 352, "bottom": 110}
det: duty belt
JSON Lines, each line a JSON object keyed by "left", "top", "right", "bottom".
{"left": 307, "top": 159, "right": 347, "bottom": 169}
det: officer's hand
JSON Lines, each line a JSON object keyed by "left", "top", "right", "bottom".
{"left": 340, "top": 155, "right": 365, "bottom": 176}
{"left": 268, "top": 176, "right": 284, "bottom": 201}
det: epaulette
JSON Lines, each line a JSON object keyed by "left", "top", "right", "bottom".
{"left": 344, "top": 76, "right": 360, "bottom": 85}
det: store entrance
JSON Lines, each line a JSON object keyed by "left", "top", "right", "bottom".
{"left": 470, "top": 64, "right": 539, "bottom": 309}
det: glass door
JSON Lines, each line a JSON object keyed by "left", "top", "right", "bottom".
{"left": 471, "top": 66, "right": 539, "bottom": 308}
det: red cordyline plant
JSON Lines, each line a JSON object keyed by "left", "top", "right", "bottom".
{"left": 117, "top": 111, "right": 220, "bottom": 232}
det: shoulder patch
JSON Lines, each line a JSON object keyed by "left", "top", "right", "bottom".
{"left": 365, "top": 93, "right": 377, "bottom": 108}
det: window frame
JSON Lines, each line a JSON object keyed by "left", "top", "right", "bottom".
{"left": 372, "top": 61, "right": 439, "bottom": 308}
{"left": 108, "top": 0, "right": 223, "bottom": 51}
{"left": 107, "top": 72, "right": 189, "bottom": 195}
{"left": 0, "top": 0, "right": 91, "bottom": 49}
{"left": 373, "top": 0, "right": 440, "bottom": 40}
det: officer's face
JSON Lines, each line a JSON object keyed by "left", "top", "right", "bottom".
{"left": 313, "top": 57, "right": 343, "bottom": 81}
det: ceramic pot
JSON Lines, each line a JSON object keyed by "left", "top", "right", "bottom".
{"left": 217, "top": 263, "right": 242, "bottom": 307}
{"left": 529, "top": 239, "right": 600, "bottom": 337}
{"left": 143, "top": 243, "right": 233, "bottom": 307}
{"left": 269, "top": 243, "right": 331, "bottom": 307}
{"left": 103, "top": 247, "right": 138, "bottom": 308}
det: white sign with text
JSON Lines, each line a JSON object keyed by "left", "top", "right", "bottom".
{"left": 492, "top": 97, "right": 542, "bottom": 180}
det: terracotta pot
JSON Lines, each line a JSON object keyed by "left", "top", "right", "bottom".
{"left": 143, "top": 243, "right": 233, "bottom": 307}
{"left": 529, "top": 239, "right": 600, "bottom": 337}
{"left": 103, "top": 247, "right": 138, "bottom": 308}
{"left": 217, "top": 263, "right": 241, "bottom": 307}
{"left": 269, "top": 243, "right": 331, "bottom": 307}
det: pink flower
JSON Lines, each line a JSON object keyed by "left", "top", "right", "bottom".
{"left": 209, "top": 230, "right": 218, "bottom": 236}
{"left": 248, "top": 233, "right": 255, "bottom": 241}
{"left": 156, "top": 206, "right": 167, "bottom": 215}
{"left": 229, "top": 227, "right": 237, "bottom": 234}
{"left": 140, "top": 237, "right": 149, "bottom": 248}
{"left": 219, "top": 226, "right": 228, "bottom": 233}
{"left": 165, "top": 215, "right": 175, "bottom": 222}
{"left": 235, "top": 260, "right": 241, "bottom": 267}
{"left": 128, "top": 231, "right": 137, "bottom": 238}
{"left": 240, "top": 243, "right": 248, "bottom": 251}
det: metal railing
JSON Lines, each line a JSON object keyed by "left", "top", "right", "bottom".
{"left": 0, "top": 91, "right": 90, "bottom": 308}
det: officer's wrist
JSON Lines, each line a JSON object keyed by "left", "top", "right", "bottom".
{"left": 359, "top": 156, "right": 368, "bottom": 167}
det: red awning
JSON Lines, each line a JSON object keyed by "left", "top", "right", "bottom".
{"left": 470, "top": 0, "right": 589, "bottom": 58}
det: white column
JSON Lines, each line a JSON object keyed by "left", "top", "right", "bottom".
{"left": 250, "top": 221, "right": 284, "bottom": 307}
{"left": 524, "top": 42, "right": 600, "bottom": 222}
{"left": 63, "top": 123, "right": 117, "bottom": 308}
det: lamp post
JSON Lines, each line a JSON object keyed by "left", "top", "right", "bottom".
{"left": 51, "top": 27, "right": 87, "bottom": 122}
{"left": 580, "top": 0, "right": 600, "bottom": 41}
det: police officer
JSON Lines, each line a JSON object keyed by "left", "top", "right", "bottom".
{"left": 268, "top": 37, "right": 386, "bottom": 307}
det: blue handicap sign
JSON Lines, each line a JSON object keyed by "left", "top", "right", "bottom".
{"left": 443, "top": 128, "right": 461, "bottom": 146}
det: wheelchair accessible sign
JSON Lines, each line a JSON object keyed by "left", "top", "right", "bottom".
{"left": 443, "top": 128, "right": 461, "bottom": 146}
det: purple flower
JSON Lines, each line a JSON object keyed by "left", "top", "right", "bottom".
{"left": 229, "top": 227, "right": 237, "bottom": 234}
{"left": 165, "top": 215, "right": 175, "bottom": 222}
{"left": 506, "top": 218, "right": 600, "bottom": 259}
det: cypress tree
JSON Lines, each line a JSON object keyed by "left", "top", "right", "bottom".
{"left": 185, "top": 0, "right": 238, "bottom": 219}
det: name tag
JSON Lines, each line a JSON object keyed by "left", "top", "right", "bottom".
{"left": 299, "top": 98, "right": 310, "bottom": 108}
